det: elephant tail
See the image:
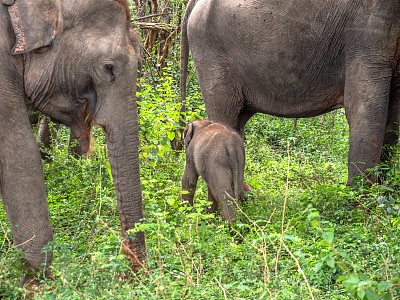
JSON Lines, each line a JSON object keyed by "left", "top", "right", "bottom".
{"left": 172, "top": 0, "right": 199, "bottom": 150}
{"left": 180, "top": 0, "right": 198, "bottom": 108}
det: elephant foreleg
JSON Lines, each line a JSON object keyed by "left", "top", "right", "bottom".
{"left": 181, "top": 166, "right": 198, "bottom": 206}
{"left": 38, "top": 117, "right": 60, "bottom": 162}
{"left": 0, "top": 105, "right": 53, "bottom": 274}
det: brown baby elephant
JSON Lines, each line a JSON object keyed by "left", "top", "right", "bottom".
{"left": 181, "top": 119, "right": 246, "bottom": 222}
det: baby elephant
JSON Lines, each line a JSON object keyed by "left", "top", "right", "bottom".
{"left": 181, "top": 119, "right": 246, "bottom": 222}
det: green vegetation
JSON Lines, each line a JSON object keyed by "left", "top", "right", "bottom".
{"left": 1, "top": 1, "right": 400, "bottom": 299}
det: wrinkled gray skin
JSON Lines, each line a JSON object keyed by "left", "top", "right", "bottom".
{"left": 182, "top": 119, "right": 246, "bottom": 222}
{"left": 181, "top": 0, "right": 400, "bottom": 185}
{"left": 0, "top": 0, "right": 146, "bottom": 277}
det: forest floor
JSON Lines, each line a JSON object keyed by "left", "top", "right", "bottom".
{"left": 1, "top": 104, "right": 399, "bottom": 299}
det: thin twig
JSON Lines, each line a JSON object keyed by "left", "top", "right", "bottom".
{"left": 228, "top": 194, "right": 274, "bottom": 297}
{"left": 194, "top": 216, "right": 203, "bottom": 286}
{"left": 136, "top": 22, "right": 180, "bottom": 32}
{"left": 79, "top": 227, "right": 100, "bottom": 264}
{"left": 135, "top": 13, "right": 170, "bottom": 21}
{"left": 174, "top": 243, "right": 189, "bottom": 298}
{"left": 282, "top": 241, "right": 315, "bottom": 300}
{"left": 275, "top": 142, "right": 291, "bottom": 291}
{"left": 0, "top": 222, "right": 12, "bottom": 273}
{"left": 98, "top": 219, "right": 156, "bottom": 298}
{"left": 156, "top": 219, "right": 166, "bottom": 299}
{"left": 214, "top": 277, "right": 228, "bottom": 300}
{"left": 98, "top": 219, "right": 150, "bottom": 277}
{"left": 55, "top": 268, "right": 96, "bottom": 300}
{"left": 12, "top": 235, "right": 37, "bottom": 249}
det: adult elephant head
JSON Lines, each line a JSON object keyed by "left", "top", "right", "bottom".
{"left": 0, "top": 0, "right": 146, "bottom": 279}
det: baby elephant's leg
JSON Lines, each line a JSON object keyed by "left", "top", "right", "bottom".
{"left": 181, "top": 166, "right": 198, "bottom": 206}
{"left": 207, "top": 170, "right": 237, "bottom": 222}
{"left": 205, "top": 187, "right": 219, "bottom": 214}
{"left": 219, "top": 192, "right": 237, "bottom": 223}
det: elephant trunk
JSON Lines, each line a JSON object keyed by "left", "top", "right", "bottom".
{"left": 97, "top": 78, "right": 146, "bottom": 270}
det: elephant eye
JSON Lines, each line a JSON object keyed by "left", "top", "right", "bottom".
{"left": 34, "top": 45, "right": 51, "bottom": 54}
{"left": 104, "top": 64, "right": 115, "bottom": 82}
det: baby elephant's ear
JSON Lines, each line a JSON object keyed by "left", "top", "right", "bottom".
{"left": 183, "top": 123, "right": 194, "bottom": 147}
{"left": 3, "top": 0, "right": 62, "bottom": 55}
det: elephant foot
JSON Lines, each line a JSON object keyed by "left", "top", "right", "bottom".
{"left": 239, "top": 191, "right": 248, "bottom": 202}
{"left": 205, "top": 199, "right": 218, "bottom": 214}
{"left": 121, "top": 240, "right": 148, "bottom": 273}
{"left": 240, "top": 182, "right": 252, "bottom": 202}
{"left": 221, "top": 206, "right": 237, "bottom": 223}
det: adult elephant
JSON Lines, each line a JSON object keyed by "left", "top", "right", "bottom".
{"left": 180, "top": 0, "right": 400, "bottom": 185}
{"left": 0, "top": 0, "right": 146, "bottom": 280}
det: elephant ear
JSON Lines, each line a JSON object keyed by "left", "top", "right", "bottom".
{"left": 183, "top": 123, "right": 194, "bottom": 147}
{"left": 128, "top": 27, "right": 143, "bottom": 74}
{"left": 3, "top": 0, "right": 62, "bottom": 55}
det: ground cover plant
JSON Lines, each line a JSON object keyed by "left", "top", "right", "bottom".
{"left": 1, "top": 1, "right": 400, "bottom": 299}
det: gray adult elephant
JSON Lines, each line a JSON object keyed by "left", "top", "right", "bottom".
{"left": 180, "top": 0, "right": 400, "bottom": 185}
{"left": 0, "top": 0, "right": 146, "bottom": 279}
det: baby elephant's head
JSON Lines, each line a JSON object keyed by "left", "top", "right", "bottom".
{"left": 182, "top": 119, "right": 212, "bottom": 147}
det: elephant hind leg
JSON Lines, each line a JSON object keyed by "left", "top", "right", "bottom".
{"left": 344, "top": 55, "right": 392, "bottom": 185}
{"left": 238, "top": 109, "right": 256, "bottom": 137}
{"left": 205, "top": 170, "right": 237, "bottom": 223}
{"left": 193, "top": 52, "right": 244, "bottom": 131}
{"left": 205, "top": 187, "right": 219, "bottom": 214}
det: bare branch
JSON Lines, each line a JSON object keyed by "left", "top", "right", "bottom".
{"left": 135, "top": 13, "right": 170, "bottom": 21}
{"left": 135, "top": 21, "right": 180, "bottom": 32}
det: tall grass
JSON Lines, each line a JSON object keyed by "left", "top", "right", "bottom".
{"left": 1, "top": 64, "right": 399, "bottom": 299}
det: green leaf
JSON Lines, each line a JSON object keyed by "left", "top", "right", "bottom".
{"left": 378, "top": 281, "right": 391, "bottom": 293}
{"left": 336, "top": 275, "right": 346, "bottom": 283}
{"left": 167, "top": 131, "right": 175, "bottom": 141}
{"left": 284, "top": 234, "right": 295, "bottom": 241}
{"left": 365, "top": 289, "right": 379, "bottom": 300}
{"left": 166, "top": 198, "right": 175, "bottom": 206}
{"left": 391, "top": 277, "right": 399, "bottom": 283}
{"left": 343, "top": 274, "right": 360, "bottom": 285}
{"left": 326, "top": 256, "right": 335, "bottom": 268}
{"left": 359, "top": 274, "right": 372, "bottom": 282}
{"left": 383, "top": 293, "right": 392, "bottom": 300}
{"left": 343, "top": 274, "right": 359, "bottom": 293}
{"left": 357, "top": 289, "right": 365, "bottom": 299}
{"left": 311, "top": 219, "right": 320, "bottom": 227}
{"left": 313, "top": 262, "right": 323, "bottom": 272}
{"left": 322, "top": 232, "right": 334, "bottom": 244}
{"left": 160, "top": 136, "right": 169, "bottom": 146}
